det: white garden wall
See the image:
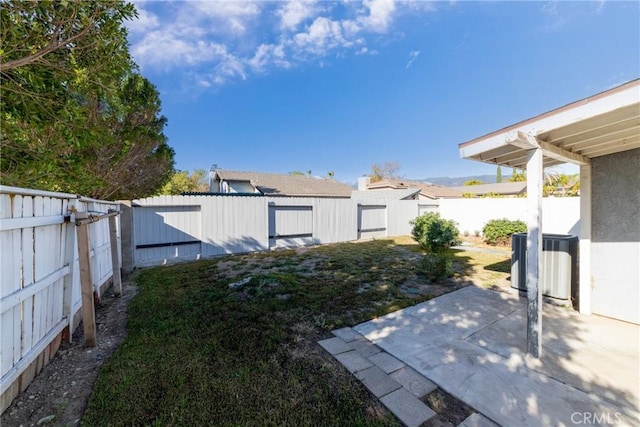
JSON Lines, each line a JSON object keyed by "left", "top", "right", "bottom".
{"left": 439, "top": 197, "right": 580, "bottom": 236}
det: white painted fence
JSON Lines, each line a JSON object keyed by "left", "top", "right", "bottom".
{"left": 0, "top": 186, "right": 120, "bottom": 413}
{"left": 127, "top": 195, "right": 419, "bottom": 267}
{"left": 438, "top": 197, "right": 580, "bottom": 236}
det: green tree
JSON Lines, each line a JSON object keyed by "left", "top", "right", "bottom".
{"left": 542, "top": 172, "right": 580, "bottom": 197}
{"left": 463, "top": 179, "right": 483, "bottom": 186}
{"left": 160, "top": 169, "right": 209, "bottom": 195}
{"left": 1, "top": 1, "right": 175, "bottom": 199}
{"left": 496, "top": 166, "right": 502, "bottom": 183}
{"left": 507, "top": 171, "right": 526, "bottom": 182}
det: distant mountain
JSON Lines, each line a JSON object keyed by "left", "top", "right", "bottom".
{"left": 417, "top": 174, "right": 504, "bottom": 187}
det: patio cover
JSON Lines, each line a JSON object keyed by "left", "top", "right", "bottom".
{"left": 459, "top": 79, "right": 639, "bottom": 168}
{"left": 457, "top": 79, "right": 640, "bottom": 357}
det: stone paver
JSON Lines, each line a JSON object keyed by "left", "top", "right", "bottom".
{"left": 389, "top": 366, "right": 437, "bottom": 398}
{"left": 380, "top": 388, "right": 436, "bottom": 427}
{"left": 458, "top": 413, "right": 499, "bottom": 427}
{"left": 354, "top": 286, "right": 640, "bottom": 426}
{"left": 354, "top": 366, "right": 402, "bottom": 397}
{"left": 334, "top": 350, "right": 373, "bottom": 373}
{"left": 346, "top": 338, "right": 381, "bottom": 357}
{"left": 318, "top": 337, "right": 351, "bottom": 355}
{"left": 332, "top": 327, "right": 362, "bottom": 343}
{"left": 367, "top": 352, "right": 406, "bottom": 374}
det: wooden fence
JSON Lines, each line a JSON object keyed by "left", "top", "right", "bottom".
{"left": 0, "top": 186, "right": 120, "bottom": 413}
{"left": 124, "top": 195, "right": 424, "bottom": 268}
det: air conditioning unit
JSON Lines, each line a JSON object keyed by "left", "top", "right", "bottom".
{"left": 511, "top": 233, "right": 579, "bottom": 302}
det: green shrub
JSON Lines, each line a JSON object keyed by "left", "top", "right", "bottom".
{"left": 418, "top": 253, "right": 453, "bottom": 283}
{"left": 410, "top": 212, "right": 461, "bottom": 253}
{"left": 482, "top": 218, "right": 527, "bottom": 246}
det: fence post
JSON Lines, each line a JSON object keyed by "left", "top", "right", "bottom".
{"left": 62, "top": 199, "right": 78, "bottom": 342}
{"left": 118, "top": 201, "right": 135, "bottom": 273}
{"left": 108, "top": 209, "right": 122, "bottom": 297}
{"left": 75, "top": 211, "right": 97, "bottom": 347}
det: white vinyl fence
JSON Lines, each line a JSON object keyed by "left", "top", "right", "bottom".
{"left": 0, "top": 186, "right": 120, "bottom": 413}
{"left": 126, "top": 195, "right": 419, "bottom": 267}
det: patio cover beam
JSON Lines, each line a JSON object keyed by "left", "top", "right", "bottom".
{"left": 506, "top": 131, "right": 591, "bottom": 165}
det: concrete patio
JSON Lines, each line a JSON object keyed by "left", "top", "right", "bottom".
{"left": 351, "top": 286, "right": 639, "bottom": 426}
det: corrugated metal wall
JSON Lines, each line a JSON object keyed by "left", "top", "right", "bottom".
{"left": 129, "top": 195, "right": 582, "bottom": 267}
{"left": 130, "top": 195, "right": 421, "bottom": 266}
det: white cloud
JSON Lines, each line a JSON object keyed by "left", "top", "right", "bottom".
{"left": 405, "top": 0, "right": 437, "bottom": 13}
{"left": 132, "top": 32, "right": 218, "bottom": 67}
{"left": 405, "top": 50, "right": 420, "bottom": 68}
{"left": 179, "top": 1, "right": 263, "bottom": 36}
{"left": 540, "top": 1, "right": 565, "bottom": 31}
{"left": 126, "top": 1, "right": 444, "bottom": 88}
{"left": 189, "top": 1, "right": 261, "bottom": 18}
{"left": 247, "top": 43, "right": 290, "bottom": 72}
{"left": 124, "top": 6, "right": 159, "bottom": 34}
{"left": 276, "top": 0, "right": 320, "bottom": 31}
{"left": 358, "top": 0, "right": 396, "bottom": 33}
{"left": 292, "top": 17, "right": 354, "bottom": 55}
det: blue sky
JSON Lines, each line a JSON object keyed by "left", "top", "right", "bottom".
{"left": 125, "top": 1, "right": 640, "bottom": 183}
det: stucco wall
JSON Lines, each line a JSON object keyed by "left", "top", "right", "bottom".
{"left": 591, "top": 148, "right": 640, "bottom": 324}
{"left": 439, "top": 197, "right": 580, "bottom": 236}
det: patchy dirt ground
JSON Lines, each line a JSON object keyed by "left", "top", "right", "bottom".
{"left": 1, "top": 281, "right": 137, "bottom": 427}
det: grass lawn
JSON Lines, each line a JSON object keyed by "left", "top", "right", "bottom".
{"left": 83, "top": 237, "right": 510, "bottom": 426}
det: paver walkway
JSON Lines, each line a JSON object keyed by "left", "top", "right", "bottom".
{"left": 319, "top": 327, "right": 497, "bottom": 427}
{"left": 352, "top": 286, "right": 639, "bottom": 427}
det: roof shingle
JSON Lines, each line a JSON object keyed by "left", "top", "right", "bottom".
{"left": 214, "top": 170, "right": 354, "bottom": 197}
{"left": 367, "top": 179, "right": 463, "bottom": 199}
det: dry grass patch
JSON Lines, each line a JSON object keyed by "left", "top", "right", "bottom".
{"left": 83, "top": 237, "right": 511, "bottom": 426}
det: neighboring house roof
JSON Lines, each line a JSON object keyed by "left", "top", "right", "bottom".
{"left": 367, "top": 179, "right": 463, "bottom": 199}
{"left": 212, "top": 170, "right": 354, "bottom": 197}
{"left": 351, "top": 188, "right": 421, "bottom": 201}
{"left": 451, "top": 182, "right": 527, "bottom": 196}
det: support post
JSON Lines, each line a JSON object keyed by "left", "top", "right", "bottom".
{"left": 62, "top": 200, "right": 78, "bottom": 342}
{"left": 75, "top": 211, "right": 96, "bottom": 347}
{"left": 578, "top": 164, "right": 592, "bottom": 315}
{"left": 108, "top": 210, "right": 122, "bottom": 297}
{"left": 118, "top": 201, "right": 135, "bottom": 273}
{"left": 526, "top": 147, "right": 543, "bottom": 358}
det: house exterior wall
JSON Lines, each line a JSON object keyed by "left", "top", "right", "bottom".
{"left": 591, "top": 148, "right": 640, "bottom": 324}
{"left": 226, "top": 181, "right": 256, "bottom": 193}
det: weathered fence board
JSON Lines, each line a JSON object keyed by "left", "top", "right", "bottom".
{"left": 0, "top": 186, "right": 120, "bottom": 414}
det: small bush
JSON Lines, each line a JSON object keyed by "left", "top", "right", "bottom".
{"left": 410, "top": 213, "right": 461, "bottom": 253}
{"left": 482, "top": 218, "right": 527, "bottom": 246}
{"left": 418, "top": 253, "right": 453, "bottom": 283}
